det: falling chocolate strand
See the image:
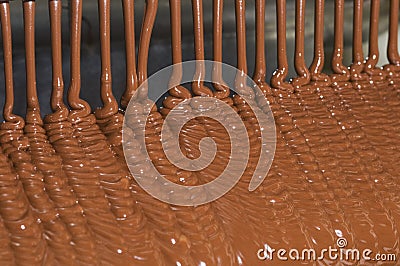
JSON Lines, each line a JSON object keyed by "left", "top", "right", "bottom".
{"left": 270, "top": 0, "right": 293, "bottom": 91}
{"left": 137, "top": 0, "right": 158, "bottom": 88}
{"left": 94, "top": 0, "right": 125, "bottom": 149}
{"left": 387, "top": 0, "right": 400, "bottom": 65}
{"left": 67, "top": 0, "right": 90, "bottom": 114}
{"left": 364, "top": 0, "right": 381, "bottom": 75}
{"left": 233, "top": 0, "right": 254, "bottom": 98}
{"left": 24, "top": 0, "right": 40, "bottom": 114}
{"left": 330, "top": 0, "right": 350, "bottom": 82}
{"left": 350, "top": 0, "right": 367, "bottom": 81}
{"left": 49, "top": 0, "right": 66, "bottom": 113}
{"left": 309, "top": 0, "right": 330, "bottom": 84}
{"left": 161, "top": 0, "right": 192, "bottom": 117}
{"left": 253, "top": 0, "right": 274, "bottom": 109}
{"left": 211, "top": 0, "right": 230, "bottom": 101}
{"left": 95, "top": 0, "right": 119, "bottom": 119}
{"left": 120, "top": 0, "right": 138, "bottom": 109}
{"left": 292, "top": 0, "right": 310, "bottom": 87}
{"left": 309, "top": 0, "right": 325, "bottom": 74}
{"left": 383, "top": 0, "right": 400, "bottom": 82}
{"left": 1, "top": 2, "right": 24, "bottom": 128}
{"left": 191, "top": 0, "right": 213, "bottom": 96}
{"left": 235, "top": 0, "right": 246, "bottom": 74}
{"left": 170, "top": 0, "right": 183, "bottom": 67}
{"left": 253, "top": 0, "right": 266, "bottom": 85}
{"left": 94, "top": 0, "right": 125, "bottom": 153}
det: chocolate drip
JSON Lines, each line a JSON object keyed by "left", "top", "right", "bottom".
{"left": 1, "top": 3, "right": 24, "bottom": 127}
{"left": 331, "top": 0, "right": 351, "bottom": 82}
{"left": 67, "top": 0, "right": 90, "bottom": 113}
{"left": 253, "top": 0, "right": 274, "bottom": 104}
{"left": 120, "top": 0, "right": 138, "bottom": 109}
{"left": 364, "top": 0, "right": 382, "bottom": 76}
{"left": 387, "top": 0, "right": 400, "bottom": 65}
{"left": 309, "top": 0, "right": 330, "bottom": 85}
{"left": 161, "top": 0, "right": 192, "bottom": 117}
{"left": 253, "top": 0, "right": 266, "bottom": 85}
{"left": 49, "top": 0, "right": 66, "bottom": 113}
{"left": 235, "top": 0, "right": 246, "bottom": 74}
{"left": 212, "top": 0, "right": 231, "bottom": 102}
{"left": 24, "top": 1, "right": 40, "bottom": 114}
{"left": 137, "top": 0, "right": 158, "bottom": 87}
{"left": 191, "top": 0, "right": 213, "bottom": 96}
{"left": 350, "top": 0, "right": 368, "bottom": 81}
{"left": 95, "top": 0, "right": 118, "bottom": 119}
{"left": 292, "top": 0, "right": 310, "bottom": 87}
{"left": 234, "top": 0, "right": 254, "bottom": 98}
{"left": 270, "top": 0, "right": 293, "bottom": 91}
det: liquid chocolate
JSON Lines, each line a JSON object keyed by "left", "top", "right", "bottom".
{"left": 191, "top": 0, "right": 213, "bottom": 96}
{"left": 0, "top": 0, "right": 399, "bottom": 265}
{"left": 211, "top": 0, "right": 231, "bottom": 102}
{"left": 292, "top": 0, "right": 310, "bottom": 88}
{"left": 270, "top": 0, "right": 293, "bottom": 91}
{"left": 161, "top": 0, "right": 192, "bottom": 117}
{"left": 120, "top": 0, "right": 138, "bottom": 109}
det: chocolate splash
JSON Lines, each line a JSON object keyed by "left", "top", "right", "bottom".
{"left": 0, "top": 0, "right": 399, "bottom": 265}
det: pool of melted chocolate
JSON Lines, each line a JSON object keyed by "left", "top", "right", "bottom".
{"left": 0, "top": 0, "right": 399, "bottom": 265}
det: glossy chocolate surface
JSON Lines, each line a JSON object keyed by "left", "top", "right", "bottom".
{"left": 0, "top": 0, "right": 399, "bottom": 265}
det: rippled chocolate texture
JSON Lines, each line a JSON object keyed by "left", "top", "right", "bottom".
{"left": 0, "top": 0, "right": 399, "bottom": 265}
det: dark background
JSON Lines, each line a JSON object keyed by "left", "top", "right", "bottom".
{"left": 0, "top": 0, "right": 393, "bottom": 117}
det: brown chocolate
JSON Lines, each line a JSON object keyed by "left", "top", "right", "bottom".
{"left": 191, "top": 0, "right": 213, "bottom": 96}
{"left": 161, "top": 0, "right": 192, "bottom": 117}
{"left": 309, "top": 0, "right": 330, "bottom": 85}
{"left": 137, "top": 0, "right": 158, "bottom": 86}
{"left": 331, "top": 0, "right": 351, "bottom": 82}
{"left": 120, "top": 0, "right": 138, "bottom": 109}
{"left": 292, "top": 0, "right": 310, "bottom": 87}
{"left": 349, "top": 0, "right": 369, "bottom": 82}
{"left": 212, "top": 0, "right": 230, "bottom": 101}
{"left": 270, "top": 0, "right": 293, "bottom": 91}
{"left": 0, "top": 0, "right": 399, "bottom": 264}
{"left": 0, "top": 2, "right": 47, "bottom": 264}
